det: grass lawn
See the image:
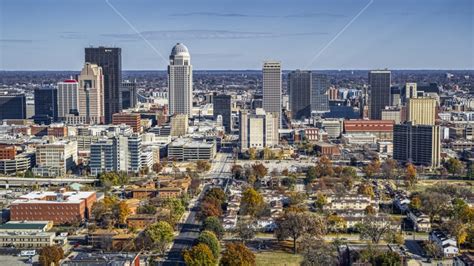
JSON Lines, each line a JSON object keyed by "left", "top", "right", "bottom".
{"left": 255, "top": 251, "right": 303, "bottom": 266}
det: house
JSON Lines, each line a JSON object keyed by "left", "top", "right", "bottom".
{"left": 325, "top": 194, "right": 378, "bottom": 212}
{"left": 393, "top": 193, "right": 410, "bottom": 213}
{"left": 131, "top": 188, "right": 157, "bottom": 199}
{"left": 126, "top": 214, "right": 157, "bottom": 229}
{"left": 429, "top": 230, "right": 459, "bottom": 258}
{"left": 158, "top": 187, "right": 183, "bottom": 199}
{"left": 407, "top": 209, "right": 431, "bottom": 232}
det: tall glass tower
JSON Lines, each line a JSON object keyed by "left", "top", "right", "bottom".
{"left": 85, "top": 47, "right": 122, "bottom": 124}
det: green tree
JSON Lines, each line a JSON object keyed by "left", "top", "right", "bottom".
{"left": 445, "top": 158, "right": 463, "bottom": 177}
{"left": 163, "top": 198, "right": 186, "bottom": 226}
{"left": 202, "top": 216, "right": 224, "bottom": 239}
{"left": 248, "top": 148, "right": 257, "bottom": 160}
{"left": 363, "top": 159, "right": 381, "bottom": 178}
{"left": 305, "top": 166, "right": 318, "bottom": 184}
{"left": 183, "top": 243, "right": 216, "bottom": 266}
{"left": 137, "top": 203, "right": 157, "bottom": 214}
{"left": 197, "top": 230, "right": 220, "bottom": 258}
{"left": 145, "top": 221, "right": 174, "bottom": 255}
{"left": 300, "top": 236, "right": 337, "bottom": 266}
{"left": 241, "top": 188, "right": 264, "bottom": 217}
{"left": 314, "top": 193, "right": 327, "bottom": 212}
{"left": 220, "top": 242, "right": 256, "bottom": 266}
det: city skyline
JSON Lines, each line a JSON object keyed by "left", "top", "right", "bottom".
{"left": 0, "top": 0, "right": 473, "bottom": 70}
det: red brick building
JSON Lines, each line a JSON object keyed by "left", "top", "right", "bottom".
{"left": 314, "top": 142, "right": 341, "bottom": 158}
{"left": 0, "top": 145, "right": 16, "bottom": 160}
{"left": 112, "top": 112, "right": 141, "bottom": 133}
{"left": 343, "top": 120, "right": 394, "bottom": 140}
{"left": 10, "top": 190, "right": 96, "bottom": 224}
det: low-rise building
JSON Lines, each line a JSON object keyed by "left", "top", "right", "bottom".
{"left": 10, "top": 190, "right": 96, "bottom": 224}
{"left": 407, "top": 209, "right": 431, "bottom": 232}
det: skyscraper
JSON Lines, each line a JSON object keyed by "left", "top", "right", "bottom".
{"left": 34, "top": 86, "right": 58, "bottom": 125}
{"left": 312, "top": 73, "right": 330, "bottom": 113}
{"left": 85, "top": 47, "right": 122, "bottom": 123}
{"left": 121, "top": 80, "right": 137, "bottom": 110}
{"left": 393, "top": 122, "right": 440, "bottom": 168}
{"left": 369, "top": 70, "right": 391, "bottom": 119}
{"left": 262, "top": 61, "right": 282, "bottom": 125}
{"left": 213, "top": 94, "right": 232, "bottom": 133}
{"left": 0, "top": 94, "right": 26, "bottom": 120}
{"left": 57, "top": 79, "right": 79, "bottom": 121}
{"left": 288, "top": 70, "right": 311, "bottom": 120}
{"left": 77, "top": 63, "right": 104, "bottom": 124}
{"left": 407, "top": 97, "right": 436, "bottom": 126}
{"left": 168, "top": 43, "right": 192, "bottom": 117}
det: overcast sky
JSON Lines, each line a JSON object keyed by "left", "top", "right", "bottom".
{"left": 0, "top": 0, "right": 473, "bottom": 70}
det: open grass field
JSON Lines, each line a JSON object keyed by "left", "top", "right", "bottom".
{"left": 255, "top": 251, "right": 303, "bottom": 266}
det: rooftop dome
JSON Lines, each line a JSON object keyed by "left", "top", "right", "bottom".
{"left": 170, "top": 43, "right": 189, "bottom": 56}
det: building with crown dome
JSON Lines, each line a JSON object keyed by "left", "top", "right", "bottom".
{"left": 168, "top": 43, "right": 193, "bottom": 117}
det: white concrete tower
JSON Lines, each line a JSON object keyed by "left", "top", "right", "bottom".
{"left": 168, "top": 43, "right": 193, "bottom": 117}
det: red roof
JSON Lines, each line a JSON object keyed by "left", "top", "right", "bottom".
{"left": 63, "top": 79, "right": 77, "bottom": 83}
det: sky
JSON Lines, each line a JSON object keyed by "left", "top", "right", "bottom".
{"left": 0, "top": 0, "right": 473, "bottom": 70}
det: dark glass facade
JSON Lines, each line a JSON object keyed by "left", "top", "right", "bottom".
{"left": 85, "top": 47, "right": 122, "bottom": 123}
{"left": 34, "top": 86, "right": 58, "bottom": 125}
{"left": 0, "top": 95, "right": 26, "bottom": 120}
{"left": 213, "top": 94, "right": 232, "bottom": 133}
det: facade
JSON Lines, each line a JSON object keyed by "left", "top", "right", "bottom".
{"left": 239, "top": 108, "right": 279, "bottom": 151}
{"left": 35, "top": 140, "right": 78, "bottom": 176}
{"left": 112, "top": 112, "right": 141, "bottom": 133}
{"left": 343, "top": 120, "right": 394, "bottom": 141}
{"left": 393, "top": 122, "right": 440, "bottom": 168}
{"left": 369, "top": 70, "right": 391, "bottom": 120}
{"left": 57, "top": 79, "right": 79, "bottom": 120}
{"left": 89, "top": 134, "right": 142, "bottom": 175}
{"left": 407, "top": 97, "right": 436, "bottom": 126}
{"left": 168, "top": 43, "right": 193, "bottom": 117}
{"left": 311, "top": 73, "right": 330, "bottom": 113}
{"left": 10, "top": 190, "right": 97, "bottom": 224}
{"left": 0, "top": 152, "right": 35, "bottom": 174}
{"left": 288, "top": 70, "right": 311, "bottom": 119}
{"left": 121, "top": 80, "right": 137, "bottom": 109}
{"left": 0, "top": 94, "right": 27, "bottom": 120}
{"left": 85, "top": 47, "right": 122, "bottom": 124}
{"left": 405, "top": 82, "right": 417, "bottom": 100}
{"left": 0, "top": 231, "right": 56, "bottom": 249}
{"left": 34, "top": 86, "right": 58, "bottom": 125}
{"left": 262, "top": 61, "right": 282, "bottom": 125}
{"left": 168, "top": 139, "right": 216, "bottom": 161}
{"left": 381, "top": 107, "right": 402, "bottom": 124}
{"left": 213, "top": 94, "right": 232, "bottom": 133}
{"left": 75, "top": 63, "right": 104, "bottom": 124}
{"left": 170, "top": 114, "right": 189, "bottom": 137}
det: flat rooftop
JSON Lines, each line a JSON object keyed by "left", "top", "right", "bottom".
{"left": 12, "top": 191, "right": 95, "bottom": 204}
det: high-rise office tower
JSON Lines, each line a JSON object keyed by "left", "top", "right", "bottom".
{"left": 77, "top": 63, "right": 104, "bottom": 124}
{"left": 85, "top": 47, "right": 122, "bottom": 123}
{"left": 288, "top": 70, "right": 311, "bottom": 120}
{"left": 393, "top": 122, "right": 440, "bottom": 168}
{"left": 0, "top": 94, "right": 26, "bottom": 120}
{"left": 213, "top": 94, "right": 232, "bottom": 133}
{"left": 168, "top": 43, "right": 192, "bottom": 117}
{"left": 369, "top": 70, "right": 391, "bottom": 119}
{"left": 34, "top": 86, "right": 58, "bottom": 125}
{"left": 239, "top": 108, "right": 279, "bottom": 151}
{"left": 57, "top": 79, "right": 79, "bottom": 121}
{"left": 407, "top": 97, "right": 436, "bottom": 126}
{"left": 262, "top": 61, "right": 282, "bottom": 125}
{"left": 405, "top": 82, "right": 417, "bottom": 100}
{"left": 121, "top": 80, "right": 138, "bottom": 109}
{"left": 312, "top": 73, "right": 330, "bottom": 113}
